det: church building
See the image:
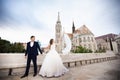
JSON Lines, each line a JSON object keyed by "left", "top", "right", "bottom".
{"left": 68, "top": 23, "right": 97, "bottom": 52}
{"left": 55, "top": 13, "right": 97, "bottom": 53}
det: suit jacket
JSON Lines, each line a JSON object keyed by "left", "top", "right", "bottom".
{"left": 25, "top": 41, "right": 42, "bottom": 56}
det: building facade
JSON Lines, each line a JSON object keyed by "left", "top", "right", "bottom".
{"left": 71, "top": 24, "right": 97, "bottom": 52}
{"left": 95, "top": 33, "right": 118, "bottom": 53}
{"left": 55, "top": 14, "right": 97, "bottom": 53}
{"left": 115, "top": 34, "right": 120, "bottom": 54}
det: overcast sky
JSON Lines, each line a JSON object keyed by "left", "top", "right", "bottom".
{"left": 0, "top": 0, "right": 120, "bottom": 44}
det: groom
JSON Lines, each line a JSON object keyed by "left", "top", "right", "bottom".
{"left": 21, "top": 36, "right": 42, "bottom": 78}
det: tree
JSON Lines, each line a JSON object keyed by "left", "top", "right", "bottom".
{"left": 0, "top": 38, "right": 25, "bottom": 53}
{"left": 0, "top": 39, "right": 11, "bottom": 53}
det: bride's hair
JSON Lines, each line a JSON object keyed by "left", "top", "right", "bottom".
{"left": 49, "top": 39, "right": 54, "bottom": 49}
{"left": 49, "top": 39, "right": 54, "bottom": 45}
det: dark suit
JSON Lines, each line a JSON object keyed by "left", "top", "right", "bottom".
{"left": 24, "top": 41, "right": 42, "bottom": 75}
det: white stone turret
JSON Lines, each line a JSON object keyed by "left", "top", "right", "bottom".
{"left": 55, "top": 12, "right": 62, "bottom": 53}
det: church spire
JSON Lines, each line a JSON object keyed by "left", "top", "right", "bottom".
{"left": 72, "top": 21, "right": 75, "bottom": 33}
{"left": 73, "top": 21, "right": 75, "bottom": 27}
{"left": 57, "top": 12, "right": 61, "bottom": 23}
{"left": 58, "top": 12, "right": 60, "bottom": 21}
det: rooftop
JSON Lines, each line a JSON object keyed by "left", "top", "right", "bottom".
{"left": 74, "top": 25, "right": 94, "bottom": 35}
{"left": 95, "top": 33, "right": 118, "bottom": 41}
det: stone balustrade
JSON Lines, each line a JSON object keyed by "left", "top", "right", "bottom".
{"left": 0, "top": 51, "right": 117, "bottom": 76}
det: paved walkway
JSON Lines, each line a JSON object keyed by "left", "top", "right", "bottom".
{"left": 0, "top": 59, "right": 120, "bottom": 80}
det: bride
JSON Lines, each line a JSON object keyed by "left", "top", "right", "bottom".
{"left": 39, "top": 39, "right": 68, "bottom": 77}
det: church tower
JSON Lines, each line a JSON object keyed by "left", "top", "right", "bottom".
{"left": 55, "top": 12, "right": 62, "bottom": 53}
{"left": 72, "top": 21, "right": 75, "bottom": 33}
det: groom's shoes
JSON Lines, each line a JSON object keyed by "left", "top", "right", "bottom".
{"left": 21, "top": 74, "right": 28, "bottom": 78}
{"left": 33, "top": 73, "right": 37, "bottom": 77}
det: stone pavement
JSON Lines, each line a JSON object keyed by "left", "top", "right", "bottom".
{"left": 0, "top": 59, "right": 120, "bottom": 80}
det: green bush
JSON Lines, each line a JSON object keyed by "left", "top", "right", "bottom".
{"left": 73, "top": 46, "right": 93, "bottom": 53}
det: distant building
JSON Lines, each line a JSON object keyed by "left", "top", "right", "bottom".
{"left": 55, "top": 13, "right": 97, "bottom": 53}
{"left": 95, "top": 33, "right": 118, "bottom": 53}
{"left": 115, "top": 34, "right": 120, "bottom": 54}
{"left": 68, "top": 23, "right": 97, "bottom": 52}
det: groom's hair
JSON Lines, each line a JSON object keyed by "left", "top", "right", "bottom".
{"left": 31, "top": 36, "right": 35, "bottom": 39}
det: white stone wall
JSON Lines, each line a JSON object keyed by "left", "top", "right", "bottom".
{"left": 72, "top": 34, "right": 97, "bottom": 52}
{"left": 115, "top": 35, "right": 120, "bottom": 54}
{"left": 112, "top": 41, "right": 118, "bottom": 54}
{"left": 0, "top": 52, "right": 116, "bottom": 69}
{"left": 55, "top": 17, "right": 62, "bottom": 53}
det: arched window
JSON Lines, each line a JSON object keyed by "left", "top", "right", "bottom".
{"left": 88, "top": 37, "right": 90, "bottom": 42}
{"left": 79, "top": 38, "right": 82, "bottom": 42}
{"left": 91, "top": 37, "right": 94, "bottom": 42}
{"left": 83, "top": 37, "right": 86, "bottom": 42}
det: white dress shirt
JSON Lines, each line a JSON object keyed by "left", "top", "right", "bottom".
{"left": 30, "top": 42, "right": 34, "bottom": 47}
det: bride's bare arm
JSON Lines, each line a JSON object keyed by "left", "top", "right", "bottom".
{"left": 44, "top": 45, "right": 50, "bottom": 49}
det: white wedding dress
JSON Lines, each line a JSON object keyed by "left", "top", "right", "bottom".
{"left": 39, "top": 44, "right": 68, "bottom": 77}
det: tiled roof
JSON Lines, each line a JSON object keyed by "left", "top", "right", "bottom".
{"left": 66, "top": 33, "right": 73, "bottom": 39}
{"left": 74, "top": 25, "right": 93, "bottom": 35}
